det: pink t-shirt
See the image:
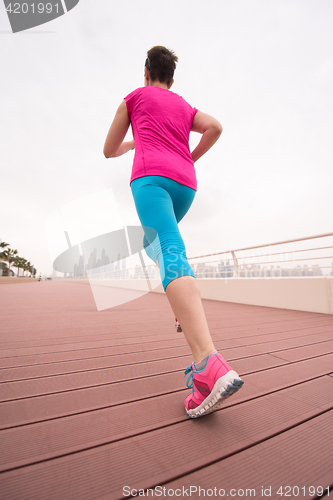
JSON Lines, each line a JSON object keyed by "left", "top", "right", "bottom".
{"left": 124, "top": 86, "right": 198, "bottom": 190}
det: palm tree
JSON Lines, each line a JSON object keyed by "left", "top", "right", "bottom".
{"left": 2, "top": 248, "right": 18, "bottom": 277}
{"left": 20, "top": 258, "right": 28, "bottom": 277}
{"left": 23, "top": 260, "right": 32, "bottom": 277}
{"left": 0, "top": 241, "right": 10, "bottom": 259}
{"left": 14, "top": 256, "right": 26, "bottom": 277}
{"left": 0, "top": 242, "right": 10, "bottom": 276}
{"left": 27, "top": 261, "right": 32, "bottom": 277}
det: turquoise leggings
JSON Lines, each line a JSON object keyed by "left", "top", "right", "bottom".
{"left": 130, "top": 176, "right": 196, "bottom": 290}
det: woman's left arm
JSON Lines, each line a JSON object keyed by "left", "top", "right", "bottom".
{"left": 103, "top": 100, "right": 134, "bottom": 158}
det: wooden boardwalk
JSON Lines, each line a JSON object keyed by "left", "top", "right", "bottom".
{"left": 0, "top": 280, "right": 332, "bottom": 500}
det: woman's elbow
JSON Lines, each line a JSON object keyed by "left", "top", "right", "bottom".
{"left": 103, "top": 146, "right": 114, "bottom": 158}
{"left": 103, "top": 143, "right": 109, "bottom": 158}
{"left": 215, "top": 121, "right": 223, "bottom": 138}
{"left": 208, "top": 122, "right": 222, "bottom": 141}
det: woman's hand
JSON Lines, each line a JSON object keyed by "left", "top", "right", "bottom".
{"left": 103, "top": 101, "right": 132, "bottom": 158}
{"left": 107, "top": 140, "right": 135, "bottom": 158}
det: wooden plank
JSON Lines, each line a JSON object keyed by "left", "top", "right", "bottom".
{"left": 1, "top": 284, "right": 332, "bottom": 341}
{"left": 0, "top": 333, "right": 184, "bottom": 359}
{"left": 1, "top": 353, "right": 332, "bottom": 429}
{"left": 2, "top": 334, "right": 332, "bottom": 398}
{"left": 9, "top": 330, "right": 333, "bottom": 381}
{"left": 0, "top": 353, "right": 287, "bottom": 402}
{"left": 0, "top": 385, "right": 332, "bottom": 499}
{"left": 0, "top": 313, "right": 333, "bottom": 357}
{"left": 0, "top": 337, "right": 190, "bottom": 369}
{"left": 271, "top": 339, "right": 333, "bottom": 362}
{"left": 165, "top": 411, "right": 333, "bottom": 500}
{"left": 0, "top": 375, "right": 332, "bottom": 473}
{"left": 1, "top": 326, "right": 332, "bottom": 360}
{"left": 2, "top": 327, "right": 330, "bottom": 374}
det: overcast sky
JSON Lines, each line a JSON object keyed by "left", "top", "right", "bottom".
{"left": 1, "top": 0, "right": 333, "bottom": 275}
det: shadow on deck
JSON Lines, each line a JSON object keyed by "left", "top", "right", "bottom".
{"left": 0, "top": 280, "right": 332, "bottom": 499}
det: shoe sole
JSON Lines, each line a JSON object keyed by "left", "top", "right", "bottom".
{"left": 185, "top": 370, "right": 244, "bottom": 418}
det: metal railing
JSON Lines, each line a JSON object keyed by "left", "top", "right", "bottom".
{"left": 187, "top": 232, "right": 333, "bottom": 279}
{"left": 64, "top": 232, "right": 333, "bottom": 280}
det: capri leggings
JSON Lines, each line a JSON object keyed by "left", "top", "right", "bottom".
{"left": 130, "top": 175, "right": 196, "bottom": 290}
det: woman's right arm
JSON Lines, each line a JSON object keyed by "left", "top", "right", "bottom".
{"left": 190, "top": 111, "right": 223, "bottom": 163}
{"left": 103, "top": 100, "right": 134, "bottom": 158}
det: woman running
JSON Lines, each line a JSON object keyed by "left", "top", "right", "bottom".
{"left": 103, "top": 46, "right": 243, "bottom": 418}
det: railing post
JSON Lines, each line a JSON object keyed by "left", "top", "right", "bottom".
{"left": 231, "top": 251, "right": 239, "bottom": 278}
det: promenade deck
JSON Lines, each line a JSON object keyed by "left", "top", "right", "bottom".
{"left": 0, "top": 280, "right": 332, "bottom": 499}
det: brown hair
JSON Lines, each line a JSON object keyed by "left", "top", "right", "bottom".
{"left": 146, "top": 46, "right": 178, "bottom": 86}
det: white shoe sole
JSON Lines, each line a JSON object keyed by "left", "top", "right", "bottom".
{"left": 185, "top": 370, "right": 244, "bottom": 418}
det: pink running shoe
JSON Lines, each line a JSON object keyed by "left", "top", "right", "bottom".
{"left": 175, "top": 318, "right": 182, "bottom": 333}
{"left": 184, "top": 351, "right": 244, "bottom": 418}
